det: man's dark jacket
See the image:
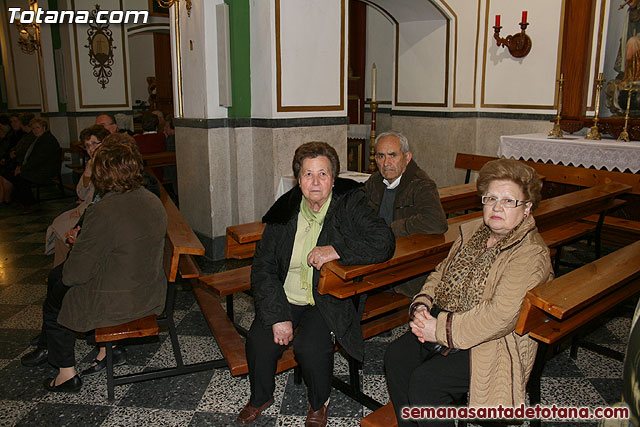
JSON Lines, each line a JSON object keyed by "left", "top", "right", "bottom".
{"left": 251, "top": 178, "right": 395, "bottom": 361}
{"left": 364, "top": 159, "right": 447, "bottom": 237}
{"left": 20, "top": 130, "right": 62, "bottom": 185}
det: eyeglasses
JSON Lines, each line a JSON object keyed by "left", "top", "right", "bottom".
{"left": 481, "top": 196, "right": 529, "bottom": 209}
{"left": 84, "top": 140, "right": 102, "bottom": 150}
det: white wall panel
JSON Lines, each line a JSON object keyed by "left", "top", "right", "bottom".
{"left": 278, "top": 0, "right": 342, "bottom": 108}
{"left": 482, "top": 0, "right": 561, "bottom": 108}
{"left": 365, "top": 6, "right": 394, "bottom": 103}
{"left": 397, "top": 19, "right": 447, "bottom": 105}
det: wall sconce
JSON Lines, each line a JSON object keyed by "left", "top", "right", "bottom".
{"left": 155, "top": 0, "right": 192, "bottom": 17}
{"left": 15, "top": 1, "right": 40, "bottom": 55}
{"left": 493, "top": 11, "right": 532, "bottom": 58}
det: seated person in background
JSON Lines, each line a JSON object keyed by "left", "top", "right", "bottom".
{"left": 135, "top": 112, "right": 166, "bottom": 181}
{"left": 237, "top": 142, "right": 395, "bottom": 426}
{"left": 8, "top": 113, "right": 24, "bottom": 146}
{"left": 45, "top": 125, "right": 110, "bottom": 267}
{"left": 364, "top": 131, "right": 447, "bottom": 296}
{"left": 95, "top": 113, "right": 119, "bottom": 134}
{"left": 0, "top": 113, "right": 35, "bottom": 203}
{"left": 10, "top": 117, "right": 61, "bottom": 213}
{"left": 20, "top": 139, "right": 167, "bottom": 393}
{"left": 384, "top": 159, "right": 553, "bottom": 426}
{"left": 0, "top": 115, "right": 11, "bottom": 203}
{"left": 162, "top": 115, "right": 178, "bottom": 197}
{"left": 164, "top": 114, "right": 175, "bottom": 151}
{"left": 134, "top": 112, "right": 166, "bottom": 154}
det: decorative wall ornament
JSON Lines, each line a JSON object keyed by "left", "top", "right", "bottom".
{"left": 155, "top": 0, "right": 192, "bottom": 18}
{"left": 84, "top": 5, "right": 115, "bottom": 89}
{"left": 15, "top": 0, "right": 40, "bottom": 55}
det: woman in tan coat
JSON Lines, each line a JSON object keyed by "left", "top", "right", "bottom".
{"left": 384, "top": 159, "right": 553, "bottom": 426}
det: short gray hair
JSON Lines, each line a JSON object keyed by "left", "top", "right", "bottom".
{"left": 374, "top": 131, "right": 410, "bottom": 153}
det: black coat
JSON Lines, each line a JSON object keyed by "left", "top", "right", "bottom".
{"left": 251, "top": 178, "right": 396, "bottom": 361}
{"left": 20, "top": 131, "right": 61, "bottom": 185}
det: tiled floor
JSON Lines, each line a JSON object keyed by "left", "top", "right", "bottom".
{"left": 0, "top": 191, "right": 633, "bottom": 426}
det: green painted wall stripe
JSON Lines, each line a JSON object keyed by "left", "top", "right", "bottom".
{"left": 48, "top": 0, "right": 66, "bottom": 111}
{"left": 224, "top": 0, "right": 250, "bottom": 118}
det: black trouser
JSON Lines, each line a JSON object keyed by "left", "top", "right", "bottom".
{"left": 10, "top": 174, "right": 36, "bottom": 206}
{"left": 246, "top": 304, "right": 334, "bottom": 411}
{"left": 385, "top": 331, "right": 470, "bottom": 427}
{"left": 38, "top": 263, "right": 76, "bottom": 368}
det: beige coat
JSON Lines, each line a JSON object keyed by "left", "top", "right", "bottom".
{"left": 413, "top": 215, "right": 553, "bottom": 407}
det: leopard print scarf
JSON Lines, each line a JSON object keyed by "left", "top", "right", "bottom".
{"left": 434, "top": 222, "right": 521, "bottom": 313}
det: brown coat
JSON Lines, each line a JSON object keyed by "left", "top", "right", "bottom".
{"left": 58, "top": 187, "right": 168, "bottom": 332}
{"left": 413, "top": 215, "right": 553, "bottom": 407}
{"left": 364, "top": 159, "right": 447, "bottom": 237}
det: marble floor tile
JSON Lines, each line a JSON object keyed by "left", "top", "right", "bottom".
{"left": 102, "top": 406, "right": 194, "bottom": 427}
{"left": 14, "top": 402, "right": 112, "bottom": 427}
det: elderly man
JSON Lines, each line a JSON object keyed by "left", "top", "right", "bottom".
{"left": 365, "top": 131, "right": 447, "bottom": 237}
{"left": 364, "top": 131, "right": 447, "bottom": 296}
{"left": 95, "top": 114, "right": 118, "bottom": 134}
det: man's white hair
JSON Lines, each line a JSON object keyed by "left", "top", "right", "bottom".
{"left": 374, "top": 131, "right": 410, "bottom": 153}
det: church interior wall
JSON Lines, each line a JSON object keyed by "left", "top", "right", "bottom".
{"left": 128, "top": 32, "right": 155, "bottom": 106}
{"left": 1, "top": 0, "right": 40, "bottom": 108}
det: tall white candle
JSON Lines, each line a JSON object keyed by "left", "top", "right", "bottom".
{"left": 371, "top": 63, "right": 377, "bottom": 103}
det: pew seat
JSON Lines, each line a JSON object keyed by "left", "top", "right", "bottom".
{"left": 94, "top": 170, "right": 205, "bottom": 400}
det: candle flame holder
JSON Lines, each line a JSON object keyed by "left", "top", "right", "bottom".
{"left": 494, "top": 22, "right": 532, "bottom": 58}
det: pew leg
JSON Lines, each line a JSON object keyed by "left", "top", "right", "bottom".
{"left": 554, "top": 247, "right": 563, "bottom": 273}
{"left": 226, "top": 295, "right": 234, "bottom": 321}
{"left": 162, "top": 282, "right": 185, "bottom": 368}
{"left": 106, "top": 341, "right": 115, "bottom": 401}
{"left": 595, "top": 212, "right": 606, "bottom": 259}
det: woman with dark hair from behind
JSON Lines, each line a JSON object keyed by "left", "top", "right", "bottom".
{"left": 20, "top": 140, "right": 167, "bottom": 392}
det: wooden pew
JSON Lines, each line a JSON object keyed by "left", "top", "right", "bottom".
{"left": 94, "top": 171, "right": 206, "bottom": 400}
{"left": 361, "top": 402, "right": 397, "bottom": 427}
{"left": 223, "top": 182, "right": 483, "bottom": 261}
{"left": 318, "top": 183, "right": 631, "bottom": 299}
{"left": 515, "top": 240, "right": 640, "bottom": 427}
{"left": 455, "top": 152, "right": 640, "bottom": 195}
{"left": 142, "top": 151, "right": 177, "bottom": 168}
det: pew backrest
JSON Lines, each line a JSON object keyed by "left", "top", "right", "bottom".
{"left": 455, "top": 152, "right": 640, "bottom": 195}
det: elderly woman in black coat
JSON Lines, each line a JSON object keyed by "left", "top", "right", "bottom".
{"left": 237, "top": 142, "right": 395, "bottom": 426}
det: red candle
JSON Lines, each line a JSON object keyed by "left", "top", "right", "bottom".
{"left": 522, "top": 10, "right": 528, "bottom": 23}
{"left": 495, "top": 14, "right": 500, "bottom": 27}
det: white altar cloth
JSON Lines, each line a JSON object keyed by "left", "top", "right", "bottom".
{"left": 499, "top": 133, "right": 640, "bottom": 173}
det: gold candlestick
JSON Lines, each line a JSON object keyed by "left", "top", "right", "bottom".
{"left": 549, "top": 73, "right": 564, "bottom": 138}
{"left": 618, "top": 86, "right": 634, "bottom": 142}
{"left": 586, "top": 73, "right": 604, "bottom": 140}
{"left": 368, "top": 101, "right": 378, "bottom": 172}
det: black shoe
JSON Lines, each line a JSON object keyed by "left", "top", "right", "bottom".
{"left": 21, "top": 348, "right": 48, "bottom": 367}
{"left": 81, "top": 347, "right": 127, "bottom": 376}
{"left": 44, "top": 375, "right": 82, "bottom": 393}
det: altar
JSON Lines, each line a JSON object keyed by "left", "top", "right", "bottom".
{"left": 499, "top": 133, "right": 640, "bottom": 173}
